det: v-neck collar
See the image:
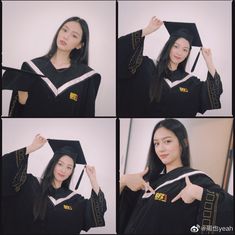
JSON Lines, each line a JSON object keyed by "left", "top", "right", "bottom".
{"left": 26, "top": 58, "right": 97, "bottom": 97}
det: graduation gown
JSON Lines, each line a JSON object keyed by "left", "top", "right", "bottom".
{"left": 119, "top": 167, "right": 233, "bottom": 234}
{"left": 118, "top": 30, "right": 223, "bottom": 117}
{"left": 3, "top": 56, "right": 101, "bottom": 117}
{"left": 1, "top": 148, "right": 107, "bottom": 234}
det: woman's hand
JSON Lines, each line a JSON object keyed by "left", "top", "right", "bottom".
{"left": 142, "top": 16, "right": 163, "bottom": 37}
{"left": 85, "top": 165, "right": 100, "bottom": 195}
{"left": 26, "top": 134, "right": 47, "bottom": 155}
{"left": 18, "top": 91, "right": 28, "bottom": 105}
{"left": 171, "top": 176, "right": 203, "bottom": 204}
{"left": 201, "top": 48, "right": 216, "bottom": 77}
{"left": 120, "top": 167, "right": 155, "bottom": 194}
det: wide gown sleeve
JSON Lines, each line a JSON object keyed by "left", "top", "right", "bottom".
{"left": 119, "top": 187, "right": 142, "bottom": 234}
{"left": 8, "top": 62, "right": 34, "bottom": 117}
{"left": 82, "top": 189, "right": 107, "bottom": 231}
{"left": 199, "top": 71, "right": 223, "bottom": 114}
{"left": 193, "top": 175, "right": 233, "bottom": 234}
{"left": 1, "top": 148, "right": 29, "bottom": 196}
{"left": 118, "top": 30, "right": 146, "bottom": 79}
{"left": 80, "top": 74, "right": 101, "bottom": 117}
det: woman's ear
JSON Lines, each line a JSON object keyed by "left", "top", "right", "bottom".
{"left": 183, "top": 138, "right": 188, "bottom": 147}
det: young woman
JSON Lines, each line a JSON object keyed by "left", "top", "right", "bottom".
{"left": 119, "top": 119, "right": 233, "bottom": 234}
{"left": 6, "top": 16, "right": 101, "bottom": 117}
{"left": 2, "top": 134, "right": 106, "bottom": 234}
{"left": 118, "top": 17, "right": 223, "bottom": 117}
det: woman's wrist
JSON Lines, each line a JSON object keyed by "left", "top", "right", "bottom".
{"left": 26, "top": 144, "right": 34, "bottom": 155}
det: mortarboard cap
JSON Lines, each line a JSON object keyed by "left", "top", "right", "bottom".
{"left": 164, "top": 21, "right": 203, "bottom": 72}
{"left": 2, "top": 66, "right": 45, "bottom": 91}
{"left": 48, "top": 139, "right": 87, "bottom": 190}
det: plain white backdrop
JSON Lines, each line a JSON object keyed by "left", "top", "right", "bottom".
{"left": 2, "top": 1, "right": 116, "bottom": 116}
{"left": 2, "top": 118, "right": 116, "bottom": 234}
{"left": 118, "top": 0, "right": 232, "bottom": 116}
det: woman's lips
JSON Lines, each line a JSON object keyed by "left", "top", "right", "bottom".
{"left": 58, "top": 173, "right": 65, "bottom": 177}
{"left": 159, "top": 154, "right": 168, "bottom": 159}
{"left": 174, "top": 55, "right": 181, "bottom": 60}
{"left": 59, "top": 40, "right": 67, "bottom": 46}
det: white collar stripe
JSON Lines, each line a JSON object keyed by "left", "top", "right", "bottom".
{"left": 164, "top": 74, "right": 192, "bottom": 88}
{"left": 48, "top": 191, "right": 77, "bottom": 206}
{"left": 26, "top": 60, "right": 97, "bottom": 96}
{"left": 142, "top": 170, "right": 208, "bottom": 198}
{"left": 58, "top": 70, "right": 97, "bottom": 94}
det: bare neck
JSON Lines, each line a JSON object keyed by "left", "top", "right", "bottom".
{"left": 50, "top": 50, "right": 71, "bottom": 69}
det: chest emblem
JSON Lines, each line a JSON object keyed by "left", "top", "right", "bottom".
{"left": 154, "top": 192, "right": 167, "bottom": 202}
{"left": 69, "top": 92, "right": 78, "bottom": 102}
{"left": 179, "top": 87, "right": 189, "bottom": 93}
{"left": 63, "top": 204, "right": 73, "bottom": 210}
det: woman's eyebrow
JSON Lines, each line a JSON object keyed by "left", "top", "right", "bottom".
{"left": 63, "top": 25, "right": 81, "bottom": 36}
{"left": 153, "top": 136, "right": 173, "bottom": 141}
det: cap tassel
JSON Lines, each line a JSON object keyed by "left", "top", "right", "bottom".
{"left": 191, "top": 49, "right": 201, "bottom": 72}
{"left": 75, "top": 167, "right": 85, "bottom": 190}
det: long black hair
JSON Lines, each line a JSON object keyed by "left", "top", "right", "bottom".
{"left": 45, "top": 16, "right": 89, "bottom": 65}
{"left": 149, "top": 35, "right": 192, "bottom": 103}
{"left": 145, "top": 118, "right": 190, "bottom": 182}
{"left": 33, "top": 153, "right": 75, "bottom": 221}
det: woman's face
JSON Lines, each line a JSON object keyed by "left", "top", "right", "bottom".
{"left": 56, "top": 21, "right": 83, "bottom": 52}
{"left": 53, "top": 155, "right": 74, "bottom": 184}
{"left": 153, "top": 127, "right": 182, "bottom": 167}
{"left": 169, "top": 37, "right": 190, "bottom": 67}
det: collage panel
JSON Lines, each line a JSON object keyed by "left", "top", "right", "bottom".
{"left": 2, "top": 118, "right": 116, "bottom": 234}
{"left": 2, "top": 0, "right": 116, "bottom": 117}
{"left": 119, "top": 118, "right": 233, "bottom": 234}
{"left": 117, "top": 0, "right": 232, "bottom": 117}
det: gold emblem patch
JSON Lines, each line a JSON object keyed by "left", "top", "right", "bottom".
{"left": 179, "top": 87, "right": 189, "bottom": 93}
{"left": 154, "top": 192, "right": 167, "bottom": 202}
{"left": 63, "top": 204, "right": 73, "bottom": 210}
{"left": 69, "top": 92, "right": 78, "bottom": 101}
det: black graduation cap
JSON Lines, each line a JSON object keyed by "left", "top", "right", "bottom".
{"left": 2, "top": 66, "right": 45, "bottom": 91}
{"left": 48, "top": 139, "right": 87, "bottom": 190}
{"left": 164, "top": 21, "right": 203, "bottom": 72}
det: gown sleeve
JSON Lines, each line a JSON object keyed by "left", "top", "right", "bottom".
{"left": 82, "top": 188, "right": 107, "bottom": 231}
{"left": 79, "top": 74, "right": 101, "bottom": 117}
{"left": 199, "top": 71, "right": 223, "bottom": 114}
{"left": 119, "top": 187, "right": 142, "bottom": 234}
{"left": 1, "top": 148, "right": 29, "bottom": 196}
{"left": 8, "top": 62, "right": 34, "bottom": 117}
{"left": 194, "top": 175, "right": 233, "bottom": 233}
{"left": 118, "top": 30, "right": 145, "bottom": 79}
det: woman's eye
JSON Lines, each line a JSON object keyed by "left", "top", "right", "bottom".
{"left": 73, "top": 35, "right": 78, "bottom": 38}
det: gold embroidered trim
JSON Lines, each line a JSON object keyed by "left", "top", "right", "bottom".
{"left": 90, "top": 190, "right": 105, "bottom": 226}
{"left": 9, "top": 94, "right": 19, "bottom": 117}
{"left": 206, "top": 72, "right": 222, "bottom": 109}
{"left": 201, "top": 190, "right": 219, "bottom": 234}
{"left": 128, "top": 30, "right": 144, "bottom": 74}
{"left": 12, "top": 149, "right": 27, "bottom": 192}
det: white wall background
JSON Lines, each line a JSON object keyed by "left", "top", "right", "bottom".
{"left": 118, "top": 1, "right": 232, "bottom": 116}
{"left": 2, "top": 118, "right": 116, "bottom": 234}
{"left": 2, "top": 1, "right": 116, "bottom": 116}
{"left": 120, "top": 118, "right": 233, "bottom": 195}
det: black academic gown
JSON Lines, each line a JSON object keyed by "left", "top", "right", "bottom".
{"left": 119, "top": 167, "right": 233, "bottom": 234}
{"left": 118, "top": 30, "right": 223, "bottom": 117}
{"left": 1, "top": 148, "right": 107, "bottom": 234}
{"left": 6, "top": 56, "right": 101, "bottom": 117}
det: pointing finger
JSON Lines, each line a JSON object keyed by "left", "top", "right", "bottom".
{"left": 185, "top": 176, "right": 191, "bottom": 186}
{"left": 171, "top": 191, "right": 182, "bottom": 203}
